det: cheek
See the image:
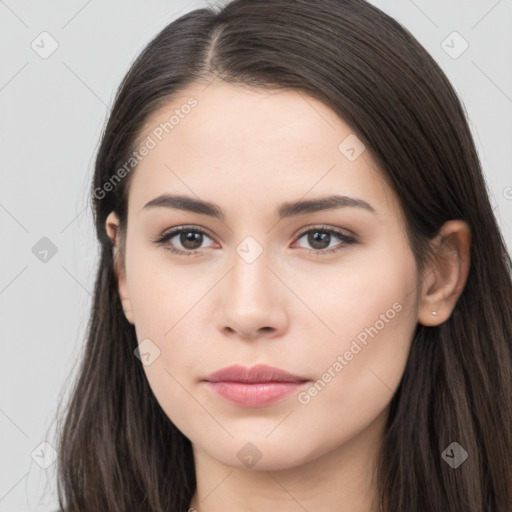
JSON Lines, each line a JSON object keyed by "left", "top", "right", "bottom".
{"left": 292, "top": 239, "right": 418, "bottom": 347}
{"left": 126, "top": 240, "right": 211, "bottom": 339}
{"left": 129, "top": 265, "right": 208, "bottom": 434}
{"left": 295, "top": 244, "right": 419, "bottom": 427}
{"left": 126, "top": 246, "right": 213, "bottom": 409}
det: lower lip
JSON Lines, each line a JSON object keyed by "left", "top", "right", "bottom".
{"left": 204, "top": 381, "right": 308, "bottom": 407}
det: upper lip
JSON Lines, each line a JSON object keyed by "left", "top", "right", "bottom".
{"left": 204, "top": 364, "right": 309, "bottom": 383}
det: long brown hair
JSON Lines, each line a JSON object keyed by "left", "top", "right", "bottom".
{"left": 52, "top": 0, "right": 512, "bottom": 510}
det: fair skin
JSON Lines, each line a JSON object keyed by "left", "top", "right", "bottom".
{"left": 105, "top": 81, "right": 471, "bottom": 512}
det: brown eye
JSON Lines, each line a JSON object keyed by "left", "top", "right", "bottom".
{"left": 177, "top": 230, "right": 204, "bottom": 250}
{"left": 293, "top": 226, "right": 357, "bottom": 255}
{"left": 153, "top": 226, "right": 215, "bottom": 256}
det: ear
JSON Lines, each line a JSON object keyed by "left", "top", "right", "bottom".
{"left": 105, "top": 211, "right": 135, "bottom": 325}
{"left": 417, "top": 220, "right": 471, "bottom": 326}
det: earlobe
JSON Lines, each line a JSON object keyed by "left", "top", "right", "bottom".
{"left": 105, "top": 211, "right": 135, "bottom": 325}
{"left": 417, "top": 220, "right": 471, "bottom": 326}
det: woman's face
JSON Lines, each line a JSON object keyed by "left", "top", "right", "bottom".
{"left": 108, "top": 81, "right": 422, "bottom": 471}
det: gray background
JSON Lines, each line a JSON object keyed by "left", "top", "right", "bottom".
{"left": 1, "top": 0, "right": 511, "bottom": 510}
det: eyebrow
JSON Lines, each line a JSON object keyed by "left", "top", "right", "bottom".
{"left": 141, "top": 193, "right": 376, "bottom": 219}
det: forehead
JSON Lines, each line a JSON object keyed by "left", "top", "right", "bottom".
{"left": 127, "top": 81, "right": 401, "bottom": 223}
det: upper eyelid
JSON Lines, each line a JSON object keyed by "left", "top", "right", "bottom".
{"left": 161, "top": 225, "right": 215, "bottom": 241}
{"left": 294, "top": 224, "right": 356, "bottom": 239}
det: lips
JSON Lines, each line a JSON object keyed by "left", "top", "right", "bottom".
{"left": 203, "top": 364, "right": 310, "bottom": 407}
{"left": 204, "top": 364, "right": 309, "bottom": 383}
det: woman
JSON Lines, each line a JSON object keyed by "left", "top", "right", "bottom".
{"left": 53, "top": 0, "right": 512, "bottom": 510}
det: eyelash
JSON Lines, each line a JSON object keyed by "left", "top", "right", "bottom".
{"left": 152, "top": 224, "right": 357, "bottom": 258}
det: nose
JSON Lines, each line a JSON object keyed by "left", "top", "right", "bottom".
{"left": 216, "top": 249, "right": 288, "bottom": 341}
